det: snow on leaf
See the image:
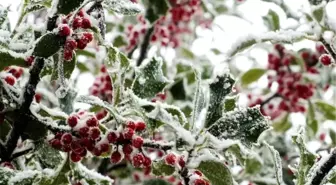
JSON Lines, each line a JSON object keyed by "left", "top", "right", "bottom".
{"left": 0, "top": 167, "right": 14, "bottom": 185}
{"left": 264, "top": 142, "right": 285, "bottom": 185}
{"left": 143, "top": 0, "right": 169, "bottom": 23}
{"left": 240, "top": 68, "right": 267, "bottom": 87}
{"left": 227, "top": 30, "right": 308, "bottom": 57}
{"left": 0, "top": 48, "right": 27, "bottom": 71}
{"left": 321, "top": 166, "right": 336, "bottom": 184}
{"left": 207, "top": 107, "right": 269, "bottom": 147}
{"left": 190, "top": 71, "right": 206, "bottom": 130}
{"left": 292, "top": 128, "right": 316, "bottom": 185}
{"left": 49, "top": 157, "right": 71, "bottom": 185}
{"left": 33, "top": 33, "right": 65, "bottom": 58}
{"left": 312, "top": 3, "right": 326, "bottom": 23}
{"left": 152, "top": 160, "right": 175, "bottom": 176}
{"left": 71, "top": 162, "right": 113, "bottom": 185}
{"left": 314, "top": 100, "right": 336, "bottom": 120}
{"left": 57, "top": 0, "right": 85, "bottom": 14}
{"left": 197, "top": 160, "right": 234, "bottom": 185}
{"left": 205, "top": 74, "right": 235, "bottom": 128}
{"left": 143, "top": 179, "right": 171, "bottom": 185}
{"left": 103, "top": 0, "right": 142, "bottom": 15}
{"left": 132, "top": 57, "right": 171, "bottom": 99}
{"left": 35, "top": 142, "right": 63, "bottom": 169}
{"left": 263, "top": 10, "right": 280, "bottom": 31}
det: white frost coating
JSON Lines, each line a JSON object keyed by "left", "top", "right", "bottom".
{"left": 8, "top": 170, "right": 40, "bottom": 185}
{"left": 76, "top": 163, "right": 114, "bottom": 183}
{"left": 207, "top": 133, "right": 239, "bottom": 151}
{"left": 103, "top": 0, "right": 143, "bottom": 16}
{"left": 188, "top": 149, "right": 220, "bottom": 169}
{"left": 249, "top": 177, "right": 277, "bottom": 184}
{"left": 0, "top": 72, "right": 24, "bottom": 104}
{"left": 226, "top": 30, "right": 309, "bottom": 57}
{"left": 36, "top": 88, "right": 59, "bottom": 106}
{"left": 321, "top": 166, "right": 336, "bottom": 184}
{"left": 264, "top": 141, "right": 285, "bottom": 185}
{"left": 48, "top": 0, "right": 60, "bottom": 17}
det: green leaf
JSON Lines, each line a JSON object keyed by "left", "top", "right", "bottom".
{"left": 143, "top": 179, "right": 171, "bottom": 185}
{"left": 315, "top": 101, "right": 336, "bottom": 120}
{"left": 208, "top": 107, "right": 269, "bottom": 146}
{"left": 263, "top": 10, "right": 280, "bottom": 31}
{"left": 57, "top": 0, "right": 85, "bottom": 14}
{"left": 33, "top": 33, "right": 65, "bottom": 58}
{"left": 113, "top": 35, "right": 127, "bottom": 47}
{"left": 264, "top": 142, "right": 284, "bottom": 185}
{"left": 244, "top": 154, "right": 262, "bottom": 174}
{"left": 50, "top": 157, "right": 71, "bottom": 185}
{"left": 143, "top": 0, "right": 169, "bottom": 23}
{"left": 37, "top": 104, "right": 68, "bottom": 121}
{"left": 224, "top": 96, "right": 237, "bottom": 112}
{"left": 240, "top": 68, "right": 266, "bottom": 87}
{"left": 103, "top": 0, "right": 142, "bottom": 15}
{"left": 312, "top": 6, "right": 325, "bottom": 23}
{"left": 0, "top": 49, "right": 26, "bottom": 71}
{"left": 292, "top": 129, "right": 316, "bottom": 185}
{"left": 169, "top": 79, "right": 186, "bottom": 100}
{"left": 0, "top": 119, "right": 11, "bottom": 141}
{"left": 132, "top": 57, "right": 171, "bottom": 99}
{"left": 205, "top": 74, "right": 235, "bottom": 128}
{"left": 105, "top": 46, "right": 130, "bottom": 105}
{"left": 36, "top": 142, "right": 63, "bottom": 169}
{"left": 272, "top": 114, "right": 291, "bottom": 133}
{"left": 71, "top": 162, "right": 113, "bottom": 185}
{"left": 77, "top": 62, "right": 90, "bottom": 72}
{"left": 152, "top": 160, "right": 175, "bottom": 176}
{"left": 76, "top": 50, "right": 95, "bottom": 58}
{"left": 215, "top": 5, "right": 228, "bottom": 14}
{"left": 321, "top": 166, "right": 336, "bottom": 184}
{"left": 181, "top": 47, "right": 195, "bottom": 59}
{"left": 330, "top": 130, "right": 336, "bottom": 146}
{"left": 307, "top": 101, "right": 318, "bottom": 134}
{"left": 197, "top": 160, "right": 233, "bottom": 185}
{"left": 191, "top": 71, "right": 206, "bottom": 128}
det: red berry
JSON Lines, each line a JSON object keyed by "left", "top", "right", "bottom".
{"left": 1, "top": 162, "right": 14, "bottom": 169}
{"left": 194, "top": 170, "right": 203, "bottom": 176}
{"left": 67, "top": 116, "right": 78, "bottom": 127}
{"left": 122, "top": 144, "right": 133, "bottom": 155}
{"left": 135, "top": 122, "right": 146, "bottom": 131}
{"left": 61, "top": 133, "right": 73, "bottom": 145}
{"left": 55, "top": 132, "right": 64, "bottom": 139}
{"left": 83, "top": 32, "right": 93, "bottom": 43}
{"left": 72, "top": 18, "right": 82, "bottom": 29}
{"left": 50, "top": 139, "right": 62, "bottom": 149}
{"left": 62, "top": 144, "right": 71, "bottom": 152}
{"left": 178, "top": 156, "right": 185, "bottom": 168}
{"left": 71, "top": 141, "right": 85, "bottom": 154}
{"left": 100, "top": 143, "right": 110, "bottom": 153}
{"left": 34, "top": 93, "right": 42, "bottom": 103}
{"left": 320, "top": 55, "right": 332, "bottom": 66}
{"left": 65, "top": 39, "right": 77, "bottom": 50}
{"left": 132, "top": 153, "right": 144, "bottom": 167}
{"left": 165, "top": 153, "right": 176, "bottom": 166}
{"left": 319, "top": 133, "right": 326, "bottom": 141}
{"left": 110, "top": 151, "right": 122, "bottom": 163}
{"left": 63, "top": 49, "right": 73, "bottom": 61}
{"left": 194, "top": 179, "right": 207, "bottom": 185}
{"left": 117, "top": 133, "right": 125, "bottom": 142}
{"left": 82, "top": 18, "right": 91, "bottom": 29}
{"left": 90, "top": 127, "right": 101, "bottom": 140}
{"left": 79, "top": 127, "right": 90, "bottom": 137}
{"left": 70, "top": 151, "right": 81, "bottom": 162}
{"left": 107, "top": 132, "right": 118, "bottom": 143}
{"left": 143, "top": 156, "right": 152, "bottom": 167}
{"left": 58, "top": 24, "right": 71, "bottom": 37}
{"left": 127, "top": 121, "right": 136, "bottom": 130}
{"left": 92, "top": 147, "right": 102, "bottom": 156}
{"left": 4, "top": 76, "right": 15, "bottom": 86}
{"left": 86, "top": 117, "right": 98, "bottom": 127}
{"left": 132, "top": 136, "right": 144, "bottom": 148}
{"left": 76, "top": 39, "right": 87, "bottom": 49}
{"left": 25, "top": 56, "right": 35, "bottom": 66}
{"left": 124, "top": 128, "right": 135, "bottom": 140}
{"left": 77, "top": 9, "right": 85, "bottom": 17}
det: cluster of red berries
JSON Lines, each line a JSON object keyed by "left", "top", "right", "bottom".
{"left": 1, "top": 66, "right": 24, "bottom": 86}
{"left": 108, "top": 121, "right": 151, "bottom": 169}
{"left": 89, "top": 66, "right": 113, "bottom": 103}
{"left": 188, "top": 170, "right": 210, "bottom": 185}
{"left": 248, "top": 44, "right": 324, "bottom": 119}
{"left": 49, "top": 111, "right": 105, "bottom": 162}
{"left": 126, "top": 0, "right": 203, "bottom": 50}
{"left": 57, "top": 9, "right": 93, "bottom": 61}
{"left": 151, "top": 92, "right": 167, "bottom": 102}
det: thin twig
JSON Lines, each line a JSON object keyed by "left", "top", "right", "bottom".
{"left": 143, "top": 141, "right": 174, "bottom": 151}
{"left": 260, "top": 93, "right": 281, "bottom": 107}
{"left": 136, "top": 26, "right": 155, "bottom": 66}
{"left": 310, "top": 148, "right": 336, "bottom": 185}
{"left": 320, "top": 37, "right": 336, "bottom": 61}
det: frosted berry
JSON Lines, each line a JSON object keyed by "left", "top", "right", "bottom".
{"left": 4, "top": 76, "right": 15, "bottom": 86}
{"left": 65, "top": 39, "right": 77, "bottom": 50}
{"left": 143, "top": 156, "right": 152, "bottom": 167}
{"left": 1, "top": 162, "right": 14, "bottom": 169}
{"left": 132, "top": 153, "right": 144, "bottom": 167}
{"left": 50, "top": 139, "right": 62, "bottom": 149}
{"left": 63, "top": 49, "right": 73, "bottom": 61}
{"left": 107, "top": 132, "right": 118, "bottom": 143}
{"left": 320, "top": 55, "right": 332, "bottom": 66}
{"left": 127, "top": 121, "right": 136, "bottom": 130}
{"left": 77, "top": 39, "right": 87, "bottom": 50}
{"left": 58, "top": 24, "right": 71, "bottom": 37}
{"left": 67, "top": 116, "right": 78, "bottom": 127}
{"left": 319, "top": 133, "right": 326, "bottom": 141}
{"left": 122, "top": 144, "right": 133, "bottom": 154}
{"left": 82, "top": 18, "right": 91, "bottom": 29}
{"left": 132, "top": 136, "right": 144, "bottom": 149}
{"left": 70, "top": 152, "right": 81, "bottom": 162}
{"left": 135, "top": 121, "right": 146, "bottom": 131}
{"left": 61, "top": 133, "right": 73, "bottom": 145}
{"left": 100, "top": 143, "right": 110, "bottom": 153}
{"left": 77, "top": 9, "right": 85, "bottom": 17}
{"left": 193, "top": 179, "right": 207, "bottom": 185}
{"left": 194, "top": 170, "right": 203, "bottom": 176}
{"left": 86, "top": 117, "right": 98, "bottom": 127}
{"left": 165, "top": 153, "right": 176, "bottom": 166}
{"left": 79, "top": 127, "right": 90, "bottom": 137}
{"left": 110, "top": 151, "right": 122, "bottom": 163}
{"left": 83, "top": 33, "right": 93, "bottom": 43}
{"left": 92, "top": 148, "right": 102, "bottom": 156}
{"left": 178, "top": 156, "right": 186, "bottom": 168}
{"left": 34, "top": 93, "right": 42, "bottom": 103}
{"left": 90, "top": 127, "right": 101, "bottom": 140}
{"left": 124, "top": 128, "right": 135, "bottom": 140}
{"left": 25, "top": 56, "right": 35, "bottom": 66}
{"left": 72, "top": 18, "right": 82, "bottom": 29}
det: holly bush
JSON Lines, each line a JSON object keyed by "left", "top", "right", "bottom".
{"left": 0, "top": 0, "right": 335, "bottom": 185}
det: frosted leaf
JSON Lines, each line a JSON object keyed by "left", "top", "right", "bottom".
{"left": 0, "top": 167, "right": 14, "bottom": 185}
{"left": 207, "top": 107, "right": 269, "bottom": 147}
{"left": 196, "top": 160, "right": 234, "bottom": 185}
{"left": 264, "top": 142, "right": 285, "bottom": 185}
{"left": 35, "top": 142, "right": 63, "bottom": 169}
{"left": 55, "top": 85, "right": 69, "bottom": 99}
{"left": 205, "top": 74, "right": 235, "bottom": 128}
{"left": 151, "top": 160, "right": 175, "bottom": 176}
{"left": 132, "top": 57, "right": 171, "bottom": 99}
{"left": 320, "top": 166, "right": 336, "bottom": 184}
{"left": 190, "top": 70, "right": 206, "bottom": 131}
{"left": 0, "top": 48, "right": 27, "bottom": 71}
{"left": 143, "top": 0, "right": 169, "bottom": 23}
{"left": 32, "top": 32, "right": 64, "bottom": 58}
{"left": 103, "top": 0, "right": 142, "bottom": 15}
{"left": 71, "top": 162, "right": 113, "bottom": 185}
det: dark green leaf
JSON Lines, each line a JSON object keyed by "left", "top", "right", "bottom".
{"left": 197, "top": 160, "right": 233, "bottom": 185}
{"left": 0, "top": 49, "right": 26, "bottom": 71}
{"left": 0, "top": 119, "right": 10, "bottom": 141}
{"left": 205, "top": 74, "right": 235, "bottom": 128}
{"left": 103, "top": 0, "right": 142, "bottom": 15}
{"left": 245, "top": 155, "right": 262, "bottom": 174}
{"left": 113, "top": 35, "right": 127, "bottom": 47}
{"left": 33, "top": 33, "right": 65, "bottom": 58}
{"left": 143, "top": 0, "right": 169, "bottom": 23}
{"left": 50, "top": 157, "right": 71, "bottom": 185}
{"left": 240, "top": 68, "right": 266, "bottom": 87}
{"left": 64, "top": 53, "right": 76, "bottom": 79}
{"left": 132, "top": 57, "right": 170, "bottom": 99}
{"left": 36, "top": 142, "right": 63, "bottom": 169}
{"left": 208, "top": 107, "right": 269, "bottom": 146}
{"left": 71, "top": 163, "right": 113, "bottom": 185}
{"left": 57, "top": 0, "right": 84, "bottom": 14}
{"left": 169, "top": 79, "right": 186, "bottom": 100}
{"left": 0, "top": 167, "right": 14, "bottom": 184}
{"left": 143, "top": 179, "right": 171, "bottom": 185}
{"left": 313, "top": 6, "right": 325, "bottom": 23}
{"left": 152, "top": 160, "right": 175, "bottom": 176}
{"left": 315, "top": 101, "right": 336, "bottom": 120}
{"left": 224, "top": 96, "right": 237, "bottom": 112}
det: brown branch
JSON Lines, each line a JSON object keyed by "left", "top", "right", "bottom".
{"left": 260, "top": 93, "right": 281, "bottom": 107}
{"left": 143, "top": 141, "right": 174, "bottom": 151}
{"left": 136, "top": 26, "right": 155, "bottom": 66}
